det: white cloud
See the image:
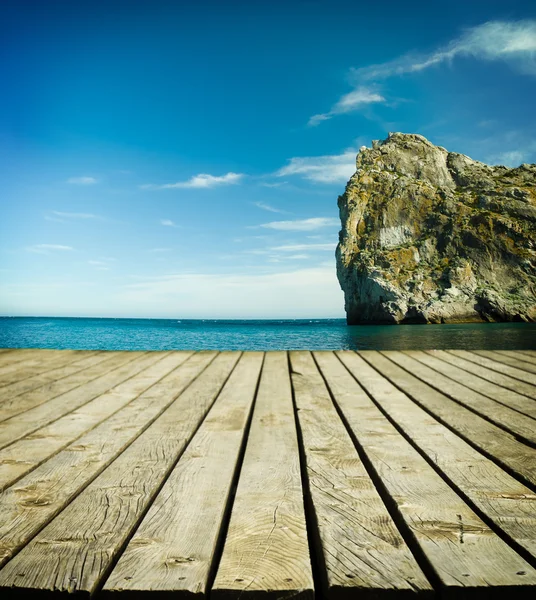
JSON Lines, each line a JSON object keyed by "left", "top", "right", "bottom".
{"left": 271, "top": 243, "right": 337, "bottom": 252}
{"left": 487, "top": 150, "right": 528, "bottom": 167}
{"left": 26, "top": 244, "right": 74, "bottom": 254}
{"left": 160, "top": 219, "right": 178, "bottom": 227}
{"left": 67, "top": 177, "right": 97, "bottom": 185}
{"left": 141, "top": 172, "right": 243, "bottom": 190}
{"left": 308, "top": 87, "right": 385, "bottom": 126}
{"left": 51, "top": 211, "right": 100, "bottom": 220}
{"left": 354, "top": 20, "right": 536, "bottom": 81}
{"left": 260, "top": 217, "right": 339, "bottom": 231}
{"left": 277, "top": 150, "right": 356, "bottom": 184}
{"left": 149, "top": 247, "right": 172, "bottom": 253}
{"left": 311, "top": 20, "right": 536, "bottom": 127}
{"left": 254, "top": 201, "right": 288, "bottom": 214}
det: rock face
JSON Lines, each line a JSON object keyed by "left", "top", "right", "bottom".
{"left": 336, "top": 133, "right": 536, "bottom": 324}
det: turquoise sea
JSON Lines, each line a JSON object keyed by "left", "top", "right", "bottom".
{"left": 0, "top": 317, "right": 534, "bottom": 351}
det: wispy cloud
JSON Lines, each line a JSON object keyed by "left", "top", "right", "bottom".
{"left": 149, "top": 247, "right": 172, "bottom": 253}
{"left": 26, "top": 244, "right": 74, "bottom": 254}
{"left": 276, "top": 150, "right": 356, "bottom": 184}
{"left": 67, "top": 176, "right": 97, "bottom": 185}
{"left": 260, "top": 217, "right": 339, "bottom": 231}
{"left": 49, "top": 211, "right": 101, "bottom": 221}
{"left": 253, "top": 201, "right": 288, "bottom": 214}
{"left": 354, "top": 20, "right": 536, "bottom": 82}
{"left": 160, "top": 219, "right": 178, "bottom": 227}
{"left": 271, "top": 243, "right": 336, "bottom": 252}
{"left": 141, "top": 172, "right": 243, "bottom": 190}
{"left": 87, "top": 260, "right": 111, "bottom": 271}
{"left": 311, "top": 20, "right": 536, "bottom": 127}
{"left": 487, "top": 149, "right": 533, "bottom": 167}
{"left": 308, "top": 87, "right": 385, "bottom": 126}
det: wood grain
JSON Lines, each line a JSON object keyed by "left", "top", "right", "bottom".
{"left": 0, "top": 350, "right": 82, "bottom": 386}
{"left": 0, "top": 351, "right": 110, "bottom": 405}
{"left": 105, "top": 352, "right": 264, "bottom": 598}
{"left": 407, "top": 351, "right": 536, "bottom": 418}
{"left": 380, "top": 350, "right": 536, "bottom": 449}
{"left": 292, "top": 351, "right": 432, "bottom": 598}
{"left": 432, "top": 350, "right": 536, "bottom": 401}
{"left": 0, "top": 351, "right": 242, "bottom": 596}
{"left": 484, "top": 351, "right": 536, "bottom": 375}
{"left": 0, "top": 351, "right": 127, "bottom": 422}
{"left": 0, "top": 351, "right": 150, "bottom": 449}
{"left": 0, "top": 351, "right": 217, "bottom": 568}
{"left": 469, "top": 351, "right": 536, "bottom": 379}
{"left": 212, "top": 352, "right": 314, "bottom": 600}
{"left": 0, "top": 352, "right": 191, "bottom": 491}
{"left": 340, "top": 351, "right": 536, "bottom": 565}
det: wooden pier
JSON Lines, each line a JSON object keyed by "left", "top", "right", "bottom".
{"left": 0, "top": 347, "right": 535, "bottom": 597}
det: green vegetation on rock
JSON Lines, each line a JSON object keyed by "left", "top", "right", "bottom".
{"left": 336, "top": 133, "right": 536, "bottom": 324}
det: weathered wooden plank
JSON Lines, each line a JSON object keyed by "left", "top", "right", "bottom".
{"left": 0, "top": 352, "right": 191, "bottom": 491}
{"left": 0, "top": 349, "right": 50, "bottom": 366}
{"left": 381, "top": 351, "right": 536, "bottom": 447}
{"left": 291, "top": 351, "right": 431, "bottom": 598}
{"left": 104, "top": 352, "right": 264, "bottom": 598}
{"left": 0, "top": 350, "right": 82, "bottom": 386}
{"left": 0, "top": 351, "right": 217, "bottom": 568}
{"left": 0, "top": 352, "right": 150, "bottom": 449}
{"left": 0, "top": 352, "right": 242, "bottom": 596}
{"left": 407, "top": 351, "right": 536, "bottom": 419}
{"left": 0, "top": 349, "right": 15, "bottom": 355}
{"left": 338, "top": 351, "right": 536, "bottom": 565}
{"left": 491, "top": 351, "right": 536, "bottom": 374}
{"left": 472, "top": 350, "right": 536, "bottom": 377}
{"left": 432, "top": 350, "right": 536, "bottom": 401}
{"left": 517, "top": 350, "right": 536, "bottom": 360}
{"left": 211, "top": 352, "right": 314, "bottom": 600}
{"left": 449, "top": 350, "right": 536, "bottom": 386}
{"left": 366, "top": 351, "right": 536, "bottom": 487}
{"left": 0, "top": 351, "right": 109, "bottom": 405}
{"left": 0, "top": 351, "right": 127, "bottom": 422}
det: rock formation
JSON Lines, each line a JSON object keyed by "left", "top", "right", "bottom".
{"left": 336, "top": 132, "right": 536, "bottom": 324}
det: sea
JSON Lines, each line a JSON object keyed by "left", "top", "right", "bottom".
{"left": 0, "top": 317, "right": 534, "bottom": 351}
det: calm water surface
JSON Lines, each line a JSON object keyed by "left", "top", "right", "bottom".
{"left": 0, "top": 317, "right": 534, "bottom": 350}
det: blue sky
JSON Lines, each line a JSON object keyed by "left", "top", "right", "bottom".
{"left": 1, "top": 0, "right": 536, "bottom": 318}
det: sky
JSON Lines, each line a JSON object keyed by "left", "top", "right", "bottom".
{"left": 1, "top": 0, "right": 536, "bottom": 319}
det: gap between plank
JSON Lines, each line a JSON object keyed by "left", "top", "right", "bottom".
{"left": 342, "top": 352, "right": 536, "bottom": 572}
{"left": 309, "top": 352, "right": 442, "bottom": 595}
{"left": 0, "top": 351, "right": 221, "bottom": 571}
{"left": 92, "top": 351, "right": 245, "bottom": 596}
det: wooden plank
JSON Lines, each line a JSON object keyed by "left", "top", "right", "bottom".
{"left": 449, "top": 350, "right": 536, "bottom": 386}
{"left": 491, "top": 351, "right": 536, "bottom": 374}
{"left": 381, "top": 351, "right": 536, "bottom": 447}
{"left": 366, "top": 351, "right": 536, "bottom": 487}
{"left": 104, "top": 352, "right": 264, "bottom": 598}
{"left": 0, "top": 349, "right": 50, "bottom": 367}
{"left": 0, "top": 350, "right": 82, "bottom": 386}
{"left": 517, "top": 350, "right": 536, "bottom": 360}
{"left": 0, "top": 352, "right": 191, "bottom": 491}
{"left": 290, "top": 351, "right": 432, "bottom": 598}
{"left": 472, "top": 351, "right": 536, "bottom": 377}
{"left": 0, "top": 351, "right": 218, "bottom": 569}
{"left": 407, "top": 351, "right": 536, "bottom": 419}
{"left": 0, "top": 352, "right": 241, "bottom": 596}
{"left": 432, "top": 350, "right": 536, "bottom": 401}
{"left": 337, "top": 351, "right": 536, "bottom": 565}
{"left": 0, "top": 351, "right": 109, "bottom": 405}
{"left": 0, "top": 351, "right": 127, "bottom": 422}
{"left": 211, "top": 352, "right": 314, "bottom": 600}
{"left": 0, "top": 351, "right": 150, "bottom": 449}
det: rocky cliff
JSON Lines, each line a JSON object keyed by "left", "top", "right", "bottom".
{"left": 336, "top": 133, "right": 536, "bottom": 324}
